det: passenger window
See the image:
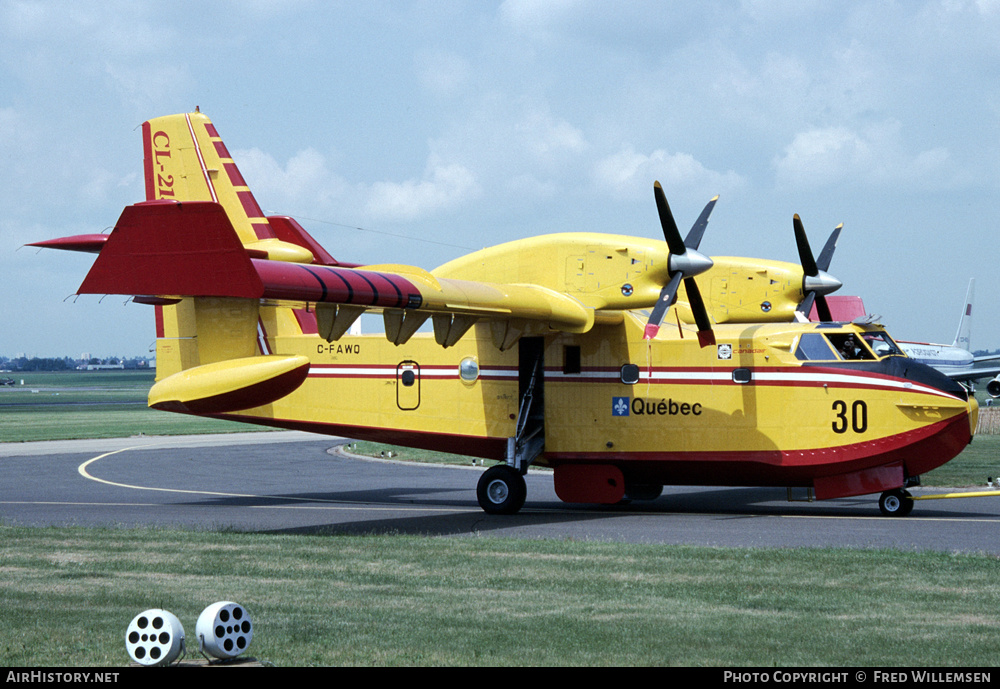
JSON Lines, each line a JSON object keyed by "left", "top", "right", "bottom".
{"left": 620, "top": 364, "right": 640, "bottom": 385}
{"left": 794, "top": 333, "right": 838, "bottom": 361}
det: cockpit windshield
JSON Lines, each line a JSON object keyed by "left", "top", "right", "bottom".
{"left": 826, "top": 333, "right": 875, "bottom": 360}
{"left": 859, "top": 331, "right": 904, "bottom": 357}
{"left": 794, "top": 330, "right": 904, "bottom": 362}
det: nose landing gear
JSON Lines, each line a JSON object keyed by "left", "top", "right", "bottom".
{"left": 878, "top": 488, "right": 914, "bottom": 517}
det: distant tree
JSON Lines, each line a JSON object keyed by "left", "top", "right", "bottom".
{"left": 21, "top": 357, "right": 70, "bottom": 371}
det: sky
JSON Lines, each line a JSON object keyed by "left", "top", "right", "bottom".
{"left": 2, "top": 0, "right": 999, "bottom": 358}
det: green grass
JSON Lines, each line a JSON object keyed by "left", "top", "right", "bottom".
{"left": 922, "top": 434, "right": 1000, "bottom": 488}
{"left": 0, "top": 371, "right": 269, "bottom": 442}
{"left": 0, "top": 526, "right": 997, "bottom": 667}
{"left": 347, "top": 440, "right": 491, "bottom": 467}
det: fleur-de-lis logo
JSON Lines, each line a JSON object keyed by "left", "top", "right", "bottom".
{"left": 612, "top": 397, "right": 630, "bottom": 416}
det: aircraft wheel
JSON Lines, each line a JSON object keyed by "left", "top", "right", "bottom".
{"left": 878, "top": 489, "right": 914, "bottom": 517}
{"left": 624, "top": 483, "right": 663, "bottom": 502}
{"left": 477, "top": 465, "right": 526, "bottom": 515}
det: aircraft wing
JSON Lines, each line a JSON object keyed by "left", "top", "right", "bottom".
{"left": 937, "top": 358, "right": 1000, "bottom": 382}
{"left": 46, "top": 200, "right": 595, "bottom": 349}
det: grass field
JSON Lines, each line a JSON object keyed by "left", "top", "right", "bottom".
{"left": 1, "top": 526, "right": 998, "bottom": 667}
{"left": 0, "top": 371, "right": 269, "bottom": 442}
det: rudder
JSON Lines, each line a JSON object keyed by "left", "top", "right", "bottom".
{"left": 142, "top": 111, "right": 276, "bottom": 246}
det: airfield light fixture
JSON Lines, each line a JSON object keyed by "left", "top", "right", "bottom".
{"left": 196, "top": 601, "right": 254, "bottom": 660}
{"left": 125, "top": 609, "right": 185, "bottom": 666}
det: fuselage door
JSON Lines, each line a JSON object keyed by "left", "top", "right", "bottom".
{"left": 396, "top": 360, "right": 420, "bottom": 410}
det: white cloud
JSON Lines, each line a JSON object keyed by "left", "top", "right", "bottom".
{"left": 772, "top": 122, "right": 959, "bottom": 190}
{"left": 498, "top": 0, "right": 580, "bottom": 31}
{"left": 366, "top": 158, "right": 479, "bottom": 222}
{"left": 593, "top": 146, "right": 745, "bottom": 199}
{"left": 235, "top": 147, "right": 340, "bottom": 206}
{"left": 235, "top": 147, "right": 479, "bottom": 224}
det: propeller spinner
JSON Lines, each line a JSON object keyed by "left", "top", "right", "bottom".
{"left": 644, "top": 182, "right": 717, "bottom": 346}
{"left": 793, "top": 214, "right": 843, "bottom": 322}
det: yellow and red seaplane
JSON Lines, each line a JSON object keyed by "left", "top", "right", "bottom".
{"left": 32, "top": 112, "right": 978, "bottom": 516}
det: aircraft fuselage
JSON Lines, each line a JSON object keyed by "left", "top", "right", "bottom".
{"left": 193, "top": 307, "right": 976, "bottom": 505}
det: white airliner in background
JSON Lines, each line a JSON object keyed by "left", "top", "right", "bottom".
{"left": 895, "top": 280, "right": 1000, "bottom": 397}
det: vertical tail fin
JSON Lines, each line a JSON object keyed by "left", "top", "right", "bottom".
{"left": 952, "top": 278, "right": 974, "bottom": 351}
{"left": 142, "top": 111, "right": 276, "bottom": 245}
{"left": 140, "top": 111, "right": 277, "bottom": 380}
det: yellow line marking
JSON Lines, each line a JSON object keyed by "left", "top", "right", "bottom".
{"left": 912, "top": 490, "right": 1000, "bottom": 501}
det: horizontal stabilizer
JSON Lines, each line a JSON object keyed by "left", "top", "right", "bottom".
{"left": 149, "top": 354, "right": 310, "bottom": 414}
{"left": 79, "top": 200, "right": 263, "bottom": 298}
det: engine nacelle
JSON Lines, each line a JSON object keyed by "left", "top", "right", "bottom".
{"left": 987, "top": 375, "right": 1000, "bottom": 398}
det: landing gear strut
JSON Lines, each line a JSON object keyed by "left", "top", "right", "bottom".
{"left": 878, "top": 488, "right": 914, "bottom": 517}
{"left": 477, "top": 337, "right": 544, "bottom": 515}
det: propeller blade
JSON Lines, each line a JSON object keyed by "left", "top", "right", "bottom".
{"left": 816, "top": 223, "right": 842, "bottom": 273}
{"left": 643, "top": 273, "right": 683, "bottom": 340}
{"left": 654, "top": 181, "right": 686, "bottom": 256}
{"left": 797, "top": 292, "right": 817, "bottom": 322}
{"left": 793, "top": 214, "right": 818, "bottom": 277}
{"left": 684, "top": 277, "right": 716, "bottom": 347}
{"left": 683, "top": 196, "right": 718, "bottom": 249}
{"left": 815, "top": 295, "right": 833, "bottom": 323}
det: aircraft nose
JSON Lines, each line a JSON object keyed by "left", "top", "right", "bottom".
{"left": 968, "top": 397, "right": 980, "bottom": 436}
{"left": 883, "top": 356, "right": 969, "bottom": 402}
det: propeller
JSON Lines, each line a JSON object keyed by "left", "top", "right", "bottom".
{"left": 793, "top": 214, "right": 843, "bottom": 322}
{"left": 644, "top": 181, "right": 717, "bottom": 346}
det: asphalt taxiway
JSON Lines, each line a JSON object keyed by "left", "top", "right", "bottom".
{"left": 2, "top": 431, "right": 999, "bottom": 552}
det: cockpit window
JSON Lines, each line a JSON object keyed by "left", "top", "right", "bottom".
{"left": 794, "top": 333, "right": 838, "bottom": 361}
{"left": 795, "top": 331, "right": 900, "bottom": 362}
{"left": 860, "top": 331, "right": 903, "bottom": 357}
{"left": 827, "top": 333, "right": 875, "bottom": 360}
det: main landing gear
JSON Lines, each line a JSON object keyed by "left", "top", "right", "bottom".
{"left": 878, "top": 488, "right": 914, "bottom": 517}
{"left": 476, "top": 337, "right": 543, "bottom": 516}
{"left": 477, "top": 465, "right": 527, "bottom": 515}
